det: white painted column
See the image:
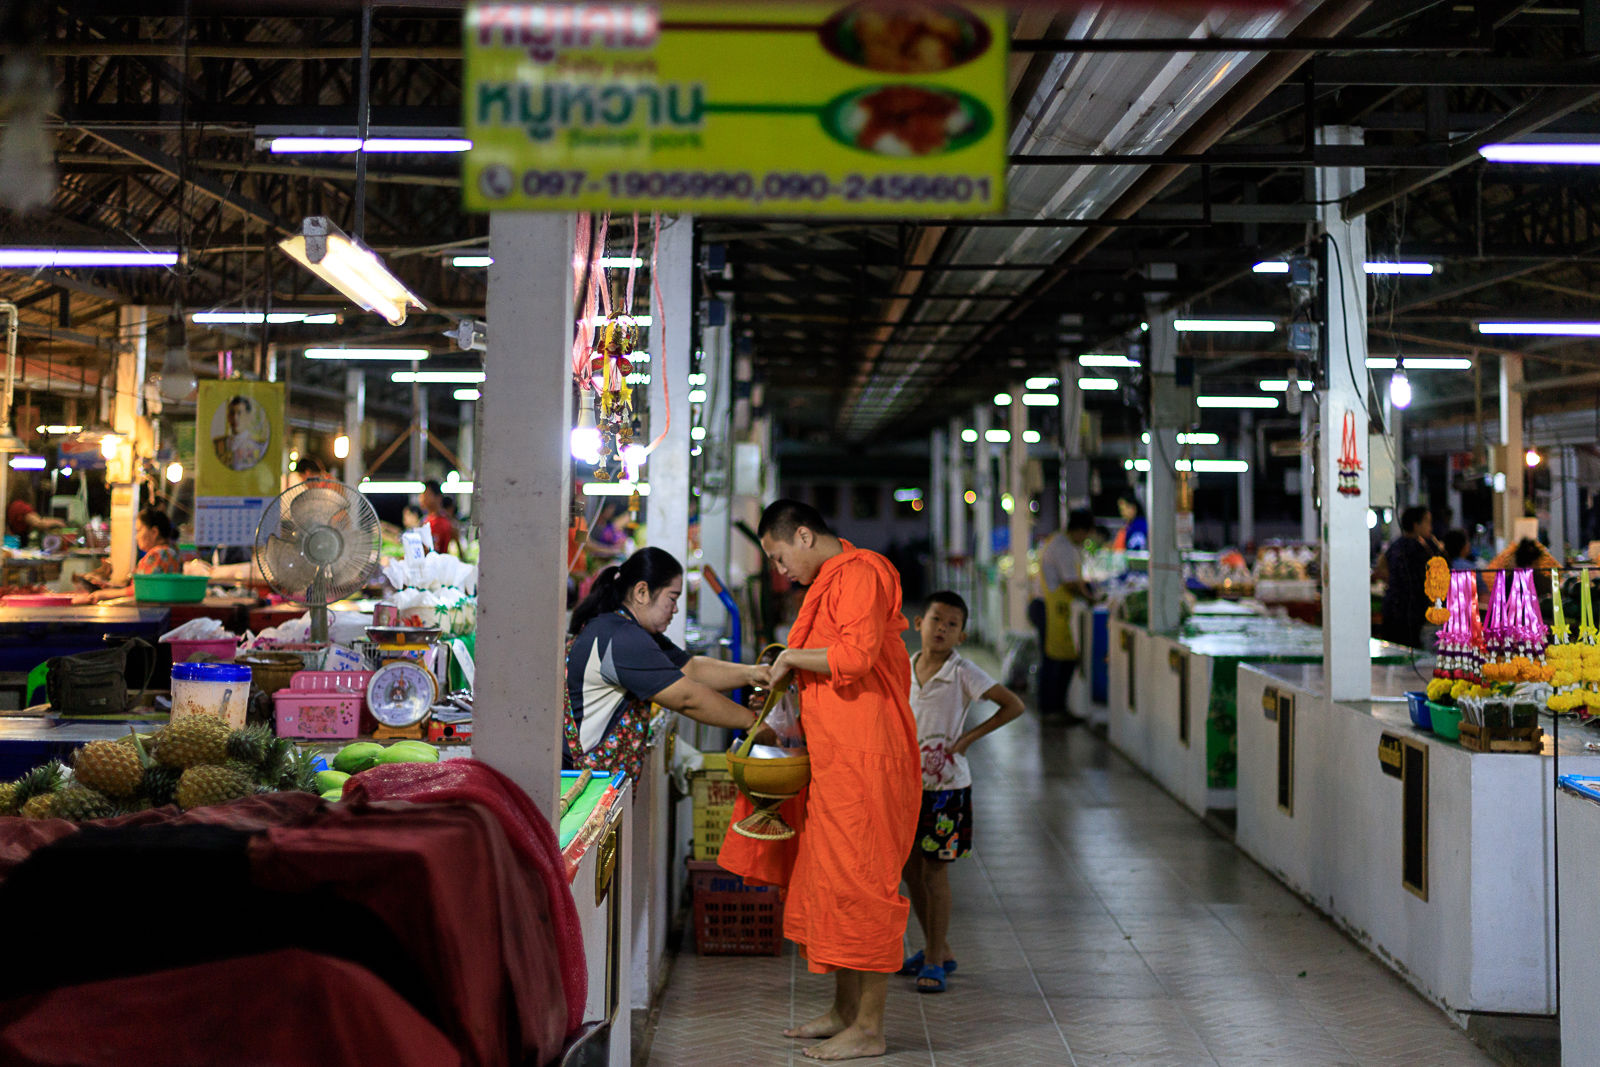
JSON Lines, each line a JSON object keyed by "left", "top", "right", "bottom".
{"left": 947, "top": 418, "right": 967, "bottom": 561}
{"left": 697, "top": 311, "right": 733, "bottom": 641}
{"left": 929, "top": 428, "right": 946, "bottom": 588}
{"left": 476, "top": 211, "right": 573, "bottom": 820}
{"left": 1060, "top": 355, "right": 1086, "bottom": 520}
{"left": 1323, "top": 125, "right": 1372, "bottom": 700}
{"left": 1562, "top": 446, "right": 1580, "bottom": 561}
{"left": 411, "top": 384, "right": 429, "bottom": 481}
{"left": 1300, "top": 401, "right": 1317, "bottom": 543}
{"left": 1550, "top": 447, "right": 1567, "bottom": 561}
{"left": 1238, "top": 411, "right": 1256, "bottom": 547}
{"left": 647, "top": 215, "right": 693, "bottom": 646}
{"left": 456, "top": 399, "right": 475, "bottom": 513}
{"left": 1146, "top": 311, "right": 1181, "bottom": 634}
{"left": 1008, "top": 386, "right": 1029, "bottom": 634}
{"left": 1498, "top": 355, "right": 1524, "bottom": 549}
{"left": 973, "top": 404, "right": 994, "bottom": 644}
{"left": 110, "top": 306, "right": 149, "bottom": 583}
{"left": 343, "top": 369, "right": 365, "bottom": 486}
{"left": 638, "top": 212, "right": 694, "bottom": 1014}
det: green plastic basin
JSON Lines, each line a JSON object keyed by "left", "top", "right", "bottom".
{"left": 133, "top": 573, "right": 209, "bottom": 603}
{"left": 1427, "top": 701, "right": 1463, "bottom": 741}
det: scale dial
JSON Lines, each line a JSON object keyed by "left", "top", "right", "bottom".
{"left": 366, "top": 660, "right": 437, "bottom": 728}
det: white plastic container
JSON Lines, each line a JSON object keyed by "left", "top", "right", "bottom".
{"left": 170, "top": 662, "right": 252, "bottom": 730}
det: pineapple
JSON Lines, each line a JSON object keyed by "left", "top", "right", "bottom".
{"left": 141, "top": 765, "right": 183, "bottom": 807}
{"left": 156, "top": 714, "right": 231, "bottom": 769}
{"left": 73, "top": 740, "right": 144, "bottom": 798}
{"left": 0, "top": 781, "right": 18, "bottom": 815}
{"left": 52, "top": 786, "right": 116, "bottom": 822}
{"left": 12, "top": 761, "right": 64, "bottom": 809}
{"left": 225, "top": 725, "right": 272, "bottom": 768}
{"left": 279, "top": 747, "right": 321, "bottom": 795}
{"left": 175, "top": 764, "right": 255, "bottom": 810}
{"left": 20, "top": 793, "right": 57, "bottom": 819}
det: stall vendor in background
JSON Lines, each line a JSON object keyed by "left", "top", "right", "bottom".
{"left": 1375, "top": 506, "right": 1443, "bottom": 648}
{"left": 6, "top": 480, "right": 64, "bottom": 542}
{"left": 565, "top": 547, "right": 771, "bottom": 780}
{"left": 73, "top": 509, "right": 181, "bottom": 604}
{"left": 418, "top": 480, "right": 458, "bottom": 556}
{"left": 1113, "top": 490, "right": 1148, "bottom": 552}
{"left": 723, "top": 499, "right": 920, "bottom": 1062}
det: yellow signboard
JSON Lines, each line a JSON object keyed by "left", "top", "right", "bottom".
{"left": 463, "top": 2, "right": 1007, "bottom": 215}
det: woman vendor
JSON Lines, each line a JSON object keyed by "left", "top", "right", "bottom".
{"left": 565, "top": 547, "right": 770, "bottom": 779}
{"left": 73, "top": 508, "right": 182, "bottom": 604}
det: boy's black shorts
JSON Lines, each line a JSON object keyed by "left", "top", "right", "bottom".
{"left": 914, "top": 787, "right": 972, "bottom": 861}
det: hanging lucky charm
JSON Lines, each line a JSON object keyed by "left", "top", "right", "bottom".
{"left": 1423, "top": 556, "right": 1450, "bottom": 626}
{"left": 588, "top": 312, "right": 643, "bottom": 481}
{"left": 1337, "top": 411, "right": 1363, "bottom": 497}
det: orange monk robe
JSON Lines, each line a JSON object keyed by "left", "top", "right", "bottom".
{"left": 720, "top": 543, "right": 921, "bottom": 975}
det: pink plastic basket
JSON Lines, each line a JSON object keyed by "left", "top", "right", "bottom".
{"left": 168, "top": 638, "right": 239, "bottom": 663}
{"left": 273, "top": 670, "right": 372, "bottom": 739}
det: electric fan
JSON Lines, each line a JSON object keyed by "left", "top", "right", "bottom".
{"left": 254, "top": 479, "right": 383, "bottom": 642}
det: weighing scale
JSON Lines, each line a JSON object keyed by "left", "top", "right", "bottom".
{"left": 365, "top": 625, "right": 441, "bottom": 740}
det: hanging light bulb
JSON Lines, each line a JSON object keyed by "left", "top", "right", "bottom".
{"left": 1526, "top": 447, "right": 1542, "bottom": 468}
{"left": 333, "top": 434, "right": 351, "bottom": 460}
{"left": 165, "top": 461, "right": 183, "bottom": 483}
{"left": 99, "top": 433, "right": 123, "bottom": 460}
{"left": 151, "top": 308, "right": 198, "bottom": 405}
{"left": 1388, "top": 368, "right": 1412, "bottom": 409}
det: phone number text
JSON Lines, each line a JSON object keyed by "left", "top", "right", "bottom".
{"left": 477, "top": 167, "right": 998, "bottom": 206}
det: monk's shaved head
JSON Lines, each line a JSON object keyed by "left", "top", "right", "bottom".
{"left": 758, "top": 499, "right": 832, "bottom": 544}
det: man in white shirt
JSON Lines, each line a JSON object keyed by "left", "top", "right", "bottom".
{"left": 1036, "top": 508, "right": 1096, "bottom": 723}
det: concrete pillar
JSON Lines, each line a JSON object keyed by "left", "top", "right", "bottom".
{"left": 343, "top": 369, "right": 366, "bottom": 486}
{"left": 410, "top": 382, "right": 428, "bottom": 481}
{"left": 1498, "top": 355, "right": 1525, "bottom": 548}
{"left": 1300, "top": 402, "right": 1317, "bottom": 542}
{"left": 110, "top": 306, "right": 149, "bottom": 583}
{"left": 1550, "top": 447, "right": 1568, "bottom": 562}
{"left": 456, "top": 399, "right": 475, "bottom": 513}
{"left": 973, "top": 404, "right": 994, "bottom": 643}
{"left": 475, "top": 211, "right": 572, "bottom": 820}
{"left": 947, "top": 418, "right": 966, "bottom": 561}
{"left": 1146, "top": 311, "right": 1181, "bottom": 634}
{"left": 1008, "top": 386, "right": 1030, "bottom": 634}
{"left": 647, "top": 215, "right": 693, "bottom": 647}
{"left": 930, "top": 428, "right": 947, "bottom": 589}
{"left": 1322, "top": 125, "right": 1372, "bottom": 701}
{"left": 1238, "top": 411, "right": 1256, "bottom": 547}
{"left": 1060, "top": 355, "right": 1086, "bottom": 520}
{"left": 698, "top": 309, "right": 733, "bottom": 643}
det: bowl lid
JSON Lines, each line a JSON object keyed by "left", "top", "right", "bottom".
{"left": 172, "top": 662, "right": 252, "bottom": 684}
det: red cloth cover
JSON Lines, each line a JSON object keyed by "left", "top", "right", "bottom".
{"left": 0, "top": 949, "right": 462, "bottom": 1067}
{"left": 343, "top": 759, "right": 589, "bottom": 1037}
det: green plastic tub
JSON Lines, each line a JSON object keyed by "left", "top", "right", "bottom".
{"left": 133, "top": 573, "right": 210, "bottom": 603}
{"left": 1427, "top": 701, "right": 1463, "bottom": 741}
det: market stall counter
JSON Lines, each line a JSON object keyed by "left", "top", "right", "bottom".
{"left": 560, "top": 769, "right": 632, "bottom": 1067}
{"left": 1237, "top": 662, "right": 1600, "bottom": 1018}
{"left": 1107, "top": 607, "right": 1415, "bottom": 817}
{"left": 0, "top": 604, "right": 169, "bottom": 711}
{"left": 1557, "top": 775, "right": 1600, "bottom": 1066}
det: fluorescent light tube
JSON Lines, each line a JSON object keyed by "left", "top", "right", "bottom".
{"left": 961, "top": 429, "right": 977, "bottom": 443}
{"left": 1125, "top": 458, "right": 1152, "bottom": 472}
{"left": 1366, "top": 356, "right": 1399, "bottom": 369}
{"left": 1258, "top": 380, "right": 1313, "bottom": 392}
{"left": 1022, "top": 393, "right": 1060, "bottom": 406}
{"left": 1477, "top": 322, "right": 1600, "bottom": 336}
{"left": 1184, "top": 459, "right": 1250, "bottom": 473}
{"left": 993, "top": 392, "right": 1012, "bottom": 406}
{"left": 1197, "top": 396, "right": 1280, "bottom": 409}
{"left": 192, "top": 310, "right": 335, "bottom": 325}
{"left": 1078, "top": 354, "right": 1139, "bottom": 368}
{"left": 583, "top": 482, "right": 651, "bottom": 497}
{"left": 1175, "top": 319, "right": 1277, "bottom": 333}
{"left": 1364, "top": 262, "right": 1434, "bottom": 275}
{"left": 1023, "top": 430, "right": 1041, "bottom": 443}
{"left": 35, "top": 425, "right": 83, "bottom": 435}
{"left": 688, "top": 389, "right": 708, "bottom": 404}
{"left": 1078, "top": 378, "right": 1119, "bottom": 391}
{"left": 985, "top": 429, "right": 1011, "bottom": 443}
{"left": 1480, "top": 143, "right": 1600, "bottom": 165}
{"left": 451, "top": 255, "right": 493, "bottom": 268}
{"left": 306, "top": 348, "right": 430, "bottom": 361}
{"left": 1253, "top": 261, "right": 1290, "bottom": 274}
{"left": 0, "top": 249, "right": 178, "bottom": 268}
{"left": 8, "top": 455, "right": 46, "bottom": 470}
{"left": 278, "top": 217, "right": 425, "bottom": 326}
{"left": 1178, "top": 432, "right": 1220, "bottom": 446}
{"left": 391, "top": 370, "right": 485, "bottom": 383}
{"left": 268, "top": 137, "right": 471, "bottom": 153}
{"left": 358, "top": 480, "right": 426, "bottom": 494}
{"left": 1401, "top": 357, "right": 1473, "bottom": 370}
{"left": 453, "top": 388, "right": 481, "bottom": 401}
{"left": 1024, "top": 377, "right": 1059, "bottom": 390}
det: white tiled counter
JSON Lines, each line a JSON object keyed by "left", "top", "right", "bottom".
{"left": 1237, "top": 662, "right": 1599, "bottom": 1018}
{"left": 1558, "top": 775, "right": 1600, "bottom": 1065}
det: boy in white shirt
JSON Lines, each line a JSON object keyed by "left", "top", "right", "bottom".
{"left": 900, "top": 591, "right": 1025, "bottom": 994}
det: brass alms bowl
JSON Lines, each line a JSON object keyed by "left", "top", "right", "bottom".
{"left": 727, "top": 645, "right": 809, "bottom": 840}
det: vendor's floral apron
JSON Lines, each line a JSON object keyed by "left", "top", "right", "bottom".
{"left": 562, "top": 632, "right": 654, "bottom": 781}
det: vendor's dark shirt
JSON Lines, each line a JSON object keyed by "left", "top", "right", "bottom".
{"left": 566, "top": 610, "right": 690, "bottom": 754}
{"left": 1381, "top": 536, "right": 1440, "bottom": 647}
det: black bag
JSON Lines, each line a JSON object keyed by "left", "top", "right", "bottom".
{"left": 45, "top": 638, "right": 156, "bottom": 715}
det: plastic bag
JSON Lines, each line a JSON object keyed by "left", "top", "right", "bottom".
{"left": 159, "top": 617, "right": 231, "bottom": 643}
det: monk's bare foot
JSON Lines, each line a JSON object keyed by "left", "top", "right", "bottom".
{"left": 802, "top": 1025, "right": 886, "bottom": 1061}
{"left": 784, "top": 1008, "right": 847, "bottom": 1039}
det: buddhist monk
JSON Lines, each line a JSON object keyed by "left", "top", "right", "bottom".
{"left": 736, "top": 499, "right": 921, "bottom": 1061}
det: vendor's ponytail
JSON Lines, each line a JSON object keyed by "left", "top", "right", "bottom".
{"left": 569, "top": 548, "right": 684, "bottom": 634}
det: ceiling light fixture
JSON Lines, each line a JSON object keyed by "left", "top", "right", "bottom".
{"left": 358, "top": 480, "right": 427, "bottom": 494}
{"left": 993, "top": 392, "right": 1012, "bottom": 406}
{"left": 1479, "top": 143, "right": 1600, "bottom": 165}
{"left": 1255, "top": 260, "right": 1434, "bottom": 276}
{"left": 1477, "top": 321, "right": 1600, "bottom": 336}
{"left": 0, "top": 249, "right": 179, "bottom": 268}
{"left": 1078, "top": 378, "right": 1119, "bottom": 391}
{"left": 453, "top": 388, "right": 481, "bottom": 401}
{"left": 1078, "top": 354, "right": 1139, "bottom": 368}
{"left": 450, "top": 255, "right": 493, "bottom": 268}
{"left": 1196, "top": 396, "right": 1280, "bottom": 409}
{"left": 1366, "top": 356, "right": 1399, "bottom": 369}
{"left": 1024, "top": 376, "right": 1059, "bottom": 390}
{"left": 266, "top": 136, "right": 472, "bottom": 153}
{"left": 1174, "top": 319, "right": 1277, "bottom": 333}
{"left": 1178, "top": 432, "right": 1221, "bottom": 446}
{"left": 583, "top": 482, "right": 651, "bottom": 497}
{"left": 1389, "top": 369, "right": 1413, "bottom": 409}
{"left": 1022, "top": 393, "right": 1061, "bottom": 406}
{"left": 1022, "top": 430, "right": 1041, "bottom": 443}
{"left": 985, "top": 429, "right": 1011, "bottom": 443}
{"left": 1400, "top": 356, "right": 1473, "bottom": 370}
{"left": 1258, "top": 379, "right": 1314, "bottom": 392}
{"left": 960, "top": 429, "right": 977, "bottom": 443}
{"left": 192, "top": 311, "right": 338, "bottom": 325}
{"left": 306, "top": 348, "right": 430, "bottom": 361}
{"left": 390, "top": 369, "right": 484, "bottom": 383}
{"left": 279, "top": 217, "right": 425, "bottom": 326}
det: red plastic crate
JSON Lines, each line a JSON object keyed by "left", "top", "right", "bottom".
{"left": 688, "top": 859, "right": 784, "bottom": 956}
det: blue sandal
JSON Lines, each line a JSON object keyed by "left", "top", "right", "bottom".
{"left": 916, "top": 963, "right": 947, "bottom": 993}
{"left": 900, "top": 951, "right": 958, "bottom": 977}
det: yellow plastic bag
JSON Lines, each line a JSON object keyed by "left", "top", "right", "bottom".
{"left": 1044, "top": 584, "right": 1078, "bottom": 661}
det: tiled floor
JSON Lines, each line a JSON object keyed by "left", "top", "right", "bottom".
{"left": 644, "top": 684, "right": 1497, "bottom": 1066}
